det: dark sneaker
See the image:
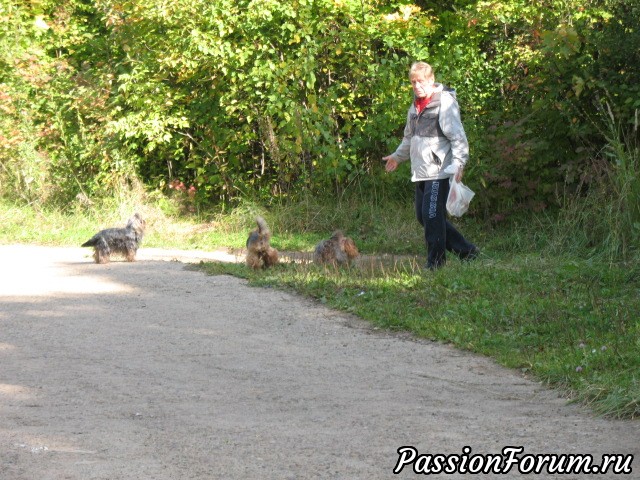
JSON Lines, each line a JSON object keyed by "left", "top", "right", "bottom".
{"left": 460, "top": 247, "right": 480, "bottom": 261}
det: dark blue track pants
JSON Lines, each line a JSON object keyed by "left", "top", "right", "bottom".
{"left": 415, "top": 179, "right": 476, "bottom": 269}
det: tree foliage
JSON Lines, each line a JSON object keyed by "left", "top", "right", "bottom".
{"left": 1, "top": 0, "right": 638, "bottom": 216}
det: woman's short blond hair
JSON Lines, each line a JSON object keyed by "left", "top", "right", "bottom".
{"left": 409, "top": 62, "right": 434, "bottom": 80}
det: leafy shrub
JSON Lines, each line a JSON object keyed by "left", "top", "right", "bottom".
{"left": 1, "top": 0, "right": 638, "bottom": 227}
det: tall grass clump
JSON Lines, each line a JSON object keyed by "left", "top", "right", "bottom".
{"left": 267, "top": 188, "right": 421, "bottom": 255}
{"left": 0, "top": 118, "right": 53, "bottom": 206}
{"left": 552, "top": 109, "right": 639, "bottom": 262}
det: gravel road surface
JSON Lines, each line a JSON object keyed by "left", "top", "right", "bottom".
{"left": 1, "top": 245, "right": 637, "bottom": 479}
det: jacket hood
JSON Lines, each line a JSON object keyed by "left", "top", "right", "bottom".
{"left": 440, "top": 83, "right": 457, "bottom": 100}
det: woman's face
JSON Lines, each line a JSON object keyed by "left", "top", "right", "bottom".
{"left": 410, "top": 74, "right": 435, "bottom": 99}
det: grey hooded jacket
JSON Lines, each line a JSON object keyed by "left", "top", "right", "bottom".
{"left": 390, "top": 84, "right": 469, "bottom": 182}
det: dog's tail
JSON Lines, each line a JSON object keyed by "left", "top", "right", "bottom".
{"left": 255, "top": 216, "right": 270, "bottom": 236}
{"left": 81, "top": 235, "right": 99, "bottom": 247}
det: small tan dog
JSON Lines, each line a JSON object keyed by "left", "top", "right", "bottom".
{"left": 313, "top": 230, "right": 359, "bottom": 266}
{"left": 245, "top": 216, "right": 279, "bottom": 269}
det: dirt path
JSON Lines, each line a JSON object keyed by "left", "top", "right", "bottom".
{"left": 1, "top": 245, "right": 637, "bottom": 479}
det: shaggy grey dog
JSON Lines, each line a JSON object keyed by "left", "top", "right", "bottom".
{"left": 81, "top": 213, "right": 146, "bottom": 264}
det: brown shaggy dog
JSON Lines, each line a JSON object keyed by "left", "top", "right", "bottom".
{"left": 313, "top": 230, "right": 359, "bottom": 266}
{"left": 245, "top": 216, "right": 279, "bottom": 269}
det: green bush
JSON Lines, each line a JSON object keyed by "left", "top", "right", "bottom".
{"left": 1, "top": 0, "right": 638, "bottom": 225}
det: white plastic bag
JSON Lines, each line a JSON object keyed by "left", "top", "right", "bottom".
{"left": 446, "top": 177, "right": 475, "bottom": 217}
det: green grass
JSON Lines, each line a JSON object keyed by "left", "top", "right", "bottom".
{"left": 1, "top": 197, "right": 638, "bottom": 419}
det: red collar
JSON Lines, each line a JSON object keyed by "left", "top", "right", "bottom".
{"left": 415, "top": 95, "right": 432, "bottom": 114}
